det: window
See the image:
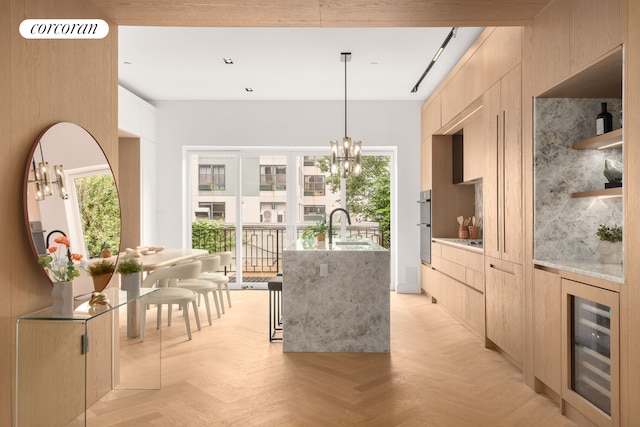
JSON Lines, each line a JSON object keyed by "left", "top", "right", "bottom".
{"left": 199, "top": 164, "right": 225, "bottom": 191}
{"left": 304, "top": 205, "right": 326, "bottom": 222}
{"left": 198, "top": 202, "right": 226, "bottom": 220}
{"left": 260, "top": 165, "right": 286, "bottom": 191}
{"left": 304, "top": 175, "right": 325, "bottom": 196}
{"left": 303, "top": 156, "right": 318, "bottom": 166}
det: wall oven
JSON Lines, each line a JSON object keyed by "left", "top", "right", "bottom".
{"left": 417, "top": 190, "right": 431, "bottom": 264}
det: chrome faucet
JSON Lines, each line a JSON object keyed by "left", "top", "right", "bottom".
{"left": 328, "top": 208, "right": 351, "bottom": 245}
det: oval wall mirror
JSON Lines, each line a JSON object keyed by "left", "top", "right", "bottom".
{"left": 23, "top": 122, "right": 121, "bottom": 293}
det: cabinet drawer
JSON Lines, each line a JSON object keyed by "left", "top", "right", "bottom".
{"left": 442, "top": 244, "right": 465, "bottom": 265}
{"left": 432, "top": 241, "right": 442, "bottom": 258}
{"left": 441, "top": 258, "right": 465, "bottom": 283}
{"left": 465, "top": 251, "right": 484, "bottom": 273}
{"left": 466, "top": 268, "right": 484, "bottom": 292}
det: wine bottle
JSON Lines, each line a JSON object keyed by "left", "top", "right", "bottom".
{"left": 596, "top": 102, "right": 613, "bottom": 135}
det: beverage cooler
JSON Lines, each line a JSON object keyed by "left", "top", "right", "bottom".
{"left": 562, "top": 278, "right": 619, "bottom": 426}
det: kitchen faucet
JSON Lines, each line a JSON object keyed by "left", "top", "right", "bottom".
{"left": 328, "top": 208, "right": 351, "bottom": 245}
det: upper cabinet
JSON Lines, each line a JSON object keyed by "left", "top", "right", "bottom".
{"left": 421, "top": 95, "right": 441, "bottom": 191}
{"left": 533, "top": 0, "right": 623, "bottom": 96}
{"left": 462, "top": 113, "right": 483, "bottom": 183}
{"left": 484, "top": 65, "right": 523, "bottom": 264}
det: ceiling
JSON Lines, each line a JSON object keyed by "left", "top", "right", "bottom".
{"left": 118, "top": 26, "right": 485, "bottom": 102}
{"left": 108, "top": 0, "right": 552, "bottom": 103}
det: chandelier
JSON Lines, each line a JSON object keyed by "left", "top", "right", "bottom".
{"left": 330, "top": 52, "right": 362, "bottom": 178}
{"left": 30, "top": 143, "right": 68, "bottom": 201}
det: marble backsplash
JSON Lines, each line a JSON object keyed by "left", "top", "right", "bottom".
{"left": 534, "top": 98, "right": 623, "bottom": 261}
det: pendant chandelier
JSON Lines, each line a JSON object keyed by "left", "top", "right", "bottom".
{"left": 330, "top": 52, "right": 362, "bottom": 178}
{"left": 29, "top": 143, "right": 68, "bottom": 201}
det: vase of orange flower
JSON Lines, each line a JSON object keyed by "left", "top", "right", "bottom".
{"left": 38, "top": 236, "right": 85, "bottom": 315}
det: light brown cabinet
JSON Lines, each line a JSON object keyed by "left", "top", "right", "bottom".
{"left": 533, "top": 0, "right": 623, "bottom": 96}
{"left": 462, "top": 113, "right": 483, "bottom": 182}
{"left": 483, "top": 64, "right": 523, "bottom": 264}
{"left": 533, "top": 267, "right": 562, "bottom": 395}
{"left": 485, "top": 256, "right": 524, "bottom": 366}
{"left": 428, "top": 241, "right": 485, "bottom": 337}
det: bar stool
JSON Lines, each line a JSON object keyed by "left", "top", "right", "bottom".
{"left": 267, "top": 276, "right": 283, "bottom": 342}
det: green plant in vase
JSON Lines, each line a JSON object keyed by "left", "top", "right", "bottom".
{"left": 86, "top": 259, "right": 116, "bottom": 291}
{"left": 596, "top": 224, "right": 622, "bottom": 264}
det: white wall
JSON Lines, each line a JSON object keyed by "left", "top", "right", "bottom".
{"left": 155, "top": 100, "right": 422, "bottom": 293}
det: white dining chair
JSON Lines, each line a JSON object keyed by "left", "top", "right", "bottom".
{"left": 199, "top": 251, "right": 232, "bottom": 313}
{"left": 176, "top": 255, "right": 222, "bottom": 326}
{"left": 140, "top": 260, "right": 202, "bottom": 341}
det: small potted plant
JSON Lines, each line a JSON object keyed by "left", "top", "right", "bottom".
{"left": 86, "top": 259, "right": 116, "bottom": 291}
{"left": 596, "top": 224, "right": 622, "bottom": 264}
{"left": 116, "top": 258, "right": 144, "bottom": 292}
{"left": 304, "top": 219, "right": 329, "bottom": 248}
{"left": 101, "top": 242, "right": 112, "bottom": 258}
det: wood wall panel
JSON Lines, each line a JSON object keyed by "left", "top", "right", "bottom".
{"left": 2, "top": 1, "right": 117, "bottom": 426}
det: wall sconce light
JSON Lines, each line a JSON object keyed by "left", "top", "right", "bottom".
{"left": 330, "top": 52, "right": 363, "bottom": 179}
{"left": 30, "top": 143, "right": 68, "bottom": 201}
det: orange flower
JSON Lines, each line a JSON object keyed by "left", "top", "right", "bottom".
{"left": 71, "top": 253, "right": 83, "bottom": 261}
{"left": 54, "top": 236, "right": 71, "bottom": 246}
{"left": 48, "top": 246, "right": 58, "bottom": 253}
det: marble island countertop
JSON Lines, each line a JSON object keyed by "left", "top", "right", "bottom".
{"left": 432, "top": 237, "right": 484, "bottom": 253}
{"left": 534, "top": 259, "right": 623, "bottom": 284}
{"left": 290, "top": 238, "right": 388, "bottom": 252}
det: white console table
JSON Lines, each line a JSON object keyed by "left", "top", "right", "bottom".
{"left": 15, "top": 287, "right": 161, "bottom": 427}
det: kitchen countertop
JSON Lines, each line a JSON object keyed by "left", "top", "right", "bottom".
{"left": 289, "top": 238, "right": 388, "bottom": 252}
{"left": 534, "top": 259, "right": 624, "bottom": 284}
{"left": 432, "top": 237, "right": 484, "bottom": 254}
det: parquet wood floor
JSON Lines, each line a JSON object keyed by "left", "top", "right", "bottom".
{"left": 88, "top": 291, "right": 576, "bottom": 426}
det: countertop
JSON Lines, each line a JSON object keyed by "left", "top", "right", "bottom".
{"left": 534, "top": 259, "right": 624, "bottom": 284}
{"left": 287, "top": 238, "right": 388, "bottom": 252}
{"left": 432, "top": 237, "right": 484, "bottom": 254}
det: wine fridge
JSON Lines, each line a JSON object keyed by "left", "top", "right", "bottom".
{"left": 562, "top": 278, "right": 619, "bottom": 426}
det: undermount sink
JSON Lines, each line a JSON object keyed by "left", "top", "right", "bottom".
{"left": 334, "top": 241, "right": 370, "bottom": 246}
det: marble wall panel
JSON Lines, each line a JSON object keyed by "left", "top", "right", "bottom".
{"left": 534, "top": 98, "right": 623, "bottom": 261}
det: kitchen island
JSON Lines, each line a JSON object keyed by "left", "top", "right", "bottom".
{"left": 282, "top": 238, "right": 390, "bottom": 352}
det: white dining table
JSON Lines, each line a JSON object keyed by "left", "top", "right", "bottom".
{"left": 136, "top": 248, "right": 208, "bottom": 271}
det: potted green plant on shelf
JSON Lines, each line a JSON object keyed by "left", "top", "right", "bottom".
{"left": 86, "top": 259, "right": 116, "bottom": 291}
{"left": 596, "top": 224, "right": 623, "bottom": 264}
{"left": 116, "top": 258, "right": 144, "bottom": 292}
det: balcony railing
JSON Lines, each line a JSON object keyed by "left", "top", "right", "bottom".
{"left": 192, "top": 223, "right": 385, "bottom": 276}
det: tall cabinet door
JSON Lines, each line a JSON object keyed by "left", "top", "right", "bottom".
{"left": 483, "top": 65, "right": 522, "bottom": 263}
{"left": 501, "top": 65, "right": 522, "bottom": 264}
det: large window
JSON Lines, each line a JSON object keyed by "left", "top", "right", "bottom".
{"left": 260, "top": 165, "right": 286, "bottom": 191}
{"left": 304, "top": 175, "right": 325, "bottom": 196}
{"left": 304, "top": 205, "right": 326, "bottom": 222}
{"left": 198, "top": 202, "right": 226, "bottom": 220}
{"left": 199, "top": 164, "right": 225, "bottom": 191}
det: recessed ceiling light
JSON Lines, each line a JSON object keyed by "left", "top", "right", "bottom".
{"left": 223, "top": 58, "right": 233, "bottom": 64}
{"left": 245, "top": 88, "right": 253, "bottom": 92}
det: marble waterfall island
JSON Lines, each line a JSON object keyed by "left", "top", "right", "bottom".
{"left": 282, "top": 238, "right": 390, "bottom": 352}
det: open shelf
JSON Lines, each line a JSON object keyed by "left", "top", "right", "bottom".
{"left": 572, "top": 128, "right": 623, "bottom": 150}
{"left": 572, "top": 188, "right": 622, "bottom": 198}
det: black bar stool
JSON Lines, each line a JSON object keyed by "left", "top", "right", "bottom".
{"left": 267, "top": 276, "right": 283, "bottom": 342}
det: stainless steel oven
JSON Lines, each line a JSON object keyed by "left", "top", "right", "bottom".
{"left": 417, "top": 190, "right": 431, "bottom": 264}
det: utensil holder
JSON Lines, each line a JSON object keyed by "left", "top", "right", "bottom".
{"left": 458, "top": 225, "right": 469, "bottom": 239}
{"left": 469, "top": 226, "right": 480, "bottom": 240}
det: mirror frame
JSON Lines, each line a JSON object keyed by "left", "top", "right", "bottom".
{"left": 23, "top": 122, "right": 122, "bottom": 290}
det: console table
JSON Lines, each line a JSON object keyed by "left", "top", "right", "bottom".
{"left": 15, "top": 287, "right": 161, "bottom": 427}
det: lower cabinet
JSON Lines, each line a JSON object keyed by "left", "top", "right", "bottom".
{"left": 533, "top": 267, "right": 562, "bottom": 395}
{"left": 485, "top": 256, "right": 524, "bottom": 366}
{"left": 423, "top": 241, "right": 485, "bottom": 337}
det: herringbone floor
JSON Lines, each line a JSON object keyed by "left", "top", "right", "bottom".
{"left": 88, "top": 290, "right": 576, "bottom": 426}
